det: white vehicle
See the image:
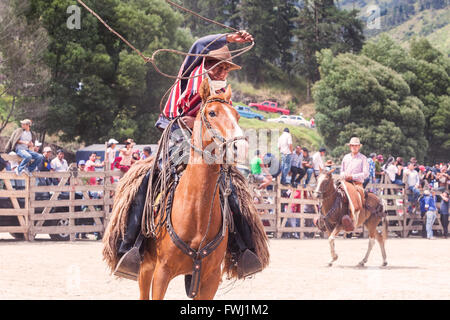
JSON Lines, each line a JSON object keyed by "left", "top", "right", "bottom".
{"left": 267, "top": 115, "right": 311, "bottom": 128}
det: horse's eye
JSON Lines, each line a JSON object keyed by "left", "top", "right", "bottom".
{"left": 208, "top": 111, "right": 216, "bottom": 117}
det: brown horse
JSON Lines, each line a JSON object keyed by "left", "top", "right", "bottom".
{"left": 313, "top": 170, "right": 388, "bottom": 267}
{"left": 138, "top": 80, "right": 249, "bottom": 300}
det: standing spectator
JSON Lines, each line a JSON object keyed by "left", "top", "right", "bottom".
{"left": 435, "top": 165, "right": 449, "bottom": 192}
{"left": 384, "top": 156, "right": 398, "bottom": 184}
{"left": 5, "top": 119, "right": 43, "bottom": 176}
{"left": 278, "top": 128, "right": 293, "bottom": 186}
{"left": 85, "top": 152, "right": 104, "bottom": 186}
{"left": 310, "top": 117, "right": 315, "bottom": 128}
{"left": 394, "top": 157, "right": 404, "bottom": 186}
{"left": 106, "top": 139, "right": 119, "bottom": 169}
{"left": 250, "top": 150, "right": 272, "bottom": 190}
{"left": 290, "top": 146, "right": 303, "bottom": 188}
{"left": 420, "top": 190, "right": 437, "bottom": 239}
{"left": 439, "top": 191, "right": 449, "bottom": 238}
{"left": 301, "top": 147, "right": 314, "bottom": 188}
{"left": 141, "top": 146, "right": 152, "bottom": 160}
{"left": 37, "top": 146, "right": 54, "bottom": 186}
{"left": 405, "top": 161, "right": 421, "bottom": 211}
{"left": 364, "top": 153, "right": 377, "bottom": 188}
{"left": 312, "top": 147, "right": 326, "bottom": 177}
{"left": 375, "top": 154, "right": 384, "bottom": 183}
{"left": 119, "top": 140, "right": 133, "bottom": 172}
{"left": 51, "top": 149, "right": 69, "bottom": 172}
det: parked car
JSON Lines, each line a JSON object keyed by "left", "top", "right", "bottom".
{"left": 267, "top": 115, "right": 311, "bottom": 127}
{"left": 234, "top": 105, "right": 265, "bottom": 120}
{"left": 248, "top": 101, "right": 290, "bottom": 115}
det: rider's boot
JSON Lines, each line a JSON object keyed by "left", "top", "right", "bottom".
{"left": 113, "top": 171, "right": 150, "bottom": 281}
{"left": 227, "top": 185, "right": 263, "bottom": 278}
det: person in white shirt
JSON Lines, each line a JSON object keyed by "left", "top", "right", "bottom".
{"left": 405, "top": 161, "right": 421, "bottom": 205}
{"left": 278, "top": 128, "right": 293, "bottom": 185}
{"left": 51, "top": 149, "right": 69, "bottom": 172}
{"left": 312, "top": 147, "right": 326, "bottom": 177}
{"left": 106, "top": 138, "right": 119, "bottom": 169}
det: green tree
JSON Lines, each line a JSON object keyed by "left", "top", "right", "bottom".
{"left": 362, "top": 35, "right": 450, "bottom": 162}
{"left": 27, "top": 0, "right": 192, "bottom": 144}
{"left": 292, "top": 0, "right": 365, "bottom": 100}
{"left": 313, "top": 49, "right": 428, "bottom": 162}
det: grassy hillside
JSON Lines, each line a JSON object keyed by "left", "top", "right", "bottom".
{"left": 379, "top": 7, "right": 450, "bottom": 54}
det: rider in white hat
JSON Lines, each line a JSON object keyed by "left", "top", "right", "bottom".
{"left": 340, "top": 137, "right": 369, "bottom": 231}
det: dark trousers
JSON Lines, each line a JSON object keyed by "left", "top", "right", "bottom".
{"left": 441, "top": 214, "right": 449, "bottom": 237}
{"left": 290, "top": 166, "right": 304, "bottom": 187}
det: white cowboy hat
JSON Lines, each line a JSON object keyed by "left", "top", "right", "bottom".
{"left": 347, "top": 137, "right": 362, "bottom": 146}
{"left": 43, "top": 146, "right": 52, "bottom": 153}
{"left": 20, "top": 119, "right": 32, "bottom": 125}
{"left": 108, "top": 138, "right": 119, "bottom": 145}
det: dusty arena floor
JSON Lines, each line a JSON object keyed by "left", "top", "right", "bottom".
{"left": 0, "top": 234, "right": 449, "bottom": 300}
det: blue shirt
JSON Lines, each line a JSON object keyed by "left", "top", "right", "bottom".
{"left": 420, "top": 195, "right": 437, "bottom": 213}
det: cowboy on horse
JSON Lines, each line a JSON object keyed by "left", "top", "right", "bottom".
{"left": 340, "top": 137, "right": 369, "bottom": 231}
{"left": 109, "top": 30, "right": 266, "bottom": 281}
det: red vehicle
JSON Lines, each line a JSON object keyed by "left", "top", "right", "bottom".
{"left": 248, "top": 101, "right": 290, "bottom": 115}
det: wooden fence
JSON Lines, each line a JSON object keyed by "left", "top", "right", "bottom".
{"left": 0, "top": 156, "right": 446, "bottom": 241}
{"left": 0, "top": 153, "right": 122, "bottom": 241}
{"left": 249, "top": 175, "right": 447, "bottom": 239}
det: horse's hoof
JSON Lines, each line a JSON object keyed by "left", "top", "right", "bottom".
{"left": 382, "top": 261, "right": 388, "bottom": 267}
{"left": 358, "top": 261, "right": 365, "bottom": 267}
{"left": 328, "top": 262, "right": 333, "bottom": 267}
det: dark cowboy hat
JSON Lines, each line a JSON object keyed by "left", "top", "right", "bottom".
{"left": 205, "top": 46, "right": 241, "bottom": 71}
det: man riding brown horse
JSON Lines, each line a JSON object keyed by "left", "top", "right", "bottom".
{"left": 339, "top": 137, "right": 369, "bottom": 232}
{"left": 111, "top": 30, "right": 266, "bottom": 281}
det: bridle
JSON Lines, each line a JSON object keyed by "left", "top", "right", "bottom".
{"left": 179, "top": 97, "right": 248, "bottom": 164}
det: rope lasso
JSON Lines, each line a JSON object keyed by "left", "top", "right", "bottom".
{"left": 76, "top": 0, "right": 254, "bottom": 112}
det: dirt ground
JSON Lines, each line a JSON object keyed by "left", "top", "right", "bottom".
{"left": 0, "top": 233, "right": 449, "bottom": 300}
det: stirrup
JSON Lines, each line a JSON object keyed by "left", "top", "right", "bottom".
{"left": 113, "top": 247, "right": 141, "bottom": 281}
{"left": 237, "top": 249, "right": 263, "bottom": 279}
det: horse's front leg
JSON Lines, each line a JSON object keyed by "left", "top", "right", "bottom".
{"left": 328, "top": 228, "right": 340, "bottom": 267}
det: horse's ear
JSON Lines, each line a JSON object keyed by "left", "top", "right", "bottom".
{"left": 199, "top": 79, "right": 211, "bottom": 103}
{"left": 224, "top": 84, "right": 232, "bottom": 102}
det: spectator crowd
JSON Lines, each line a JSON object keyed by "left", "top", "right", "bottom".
{"left": 249, "top": 127, "right": 449, "bottom": 240}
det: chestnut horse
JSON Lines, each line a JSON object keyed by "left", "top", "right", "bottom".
{"left": 313, "top": 170, "right": 388, "bottom": 267}
{"left": 138, "top": 80, "right": 248, "bottom": 300}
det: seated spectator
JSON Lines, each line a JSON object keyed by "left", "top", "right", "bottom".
{"left": 301, "top": 147, "right": 314, "bottom": 188}
{"left": 33, "top": 140, "right": 42, "bottom": 153}
{"left": 405, "top": 161, "right": 421, "bottom": 210}
{"left": 290, "top": 146, "right": 303, "bottom": 188}
{"left": 5, "top": 119, "right": 43, "bottom": 176}
{"left": 263, "top": 152, "right": 281, "bottom": 178}
{"left": 250, "top": 150, "right": 272, "bottom": 190}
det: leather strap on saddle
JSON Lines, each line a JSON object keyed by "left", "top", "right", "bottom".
{"left": 340, "top": 180, "right": 365, "bottom": 226}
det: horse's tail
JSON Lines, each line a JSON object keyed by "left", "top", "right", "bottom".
{"left": 102, "top": 157, "right": 154, "bottom": 273}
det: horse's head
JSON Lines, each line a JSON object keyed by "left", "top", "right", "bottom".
{"left": 313, "top": 168, "right": 335, "bottom": 199}
{"left": 193, "top": 79, "right": 248, "bottom": 164}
